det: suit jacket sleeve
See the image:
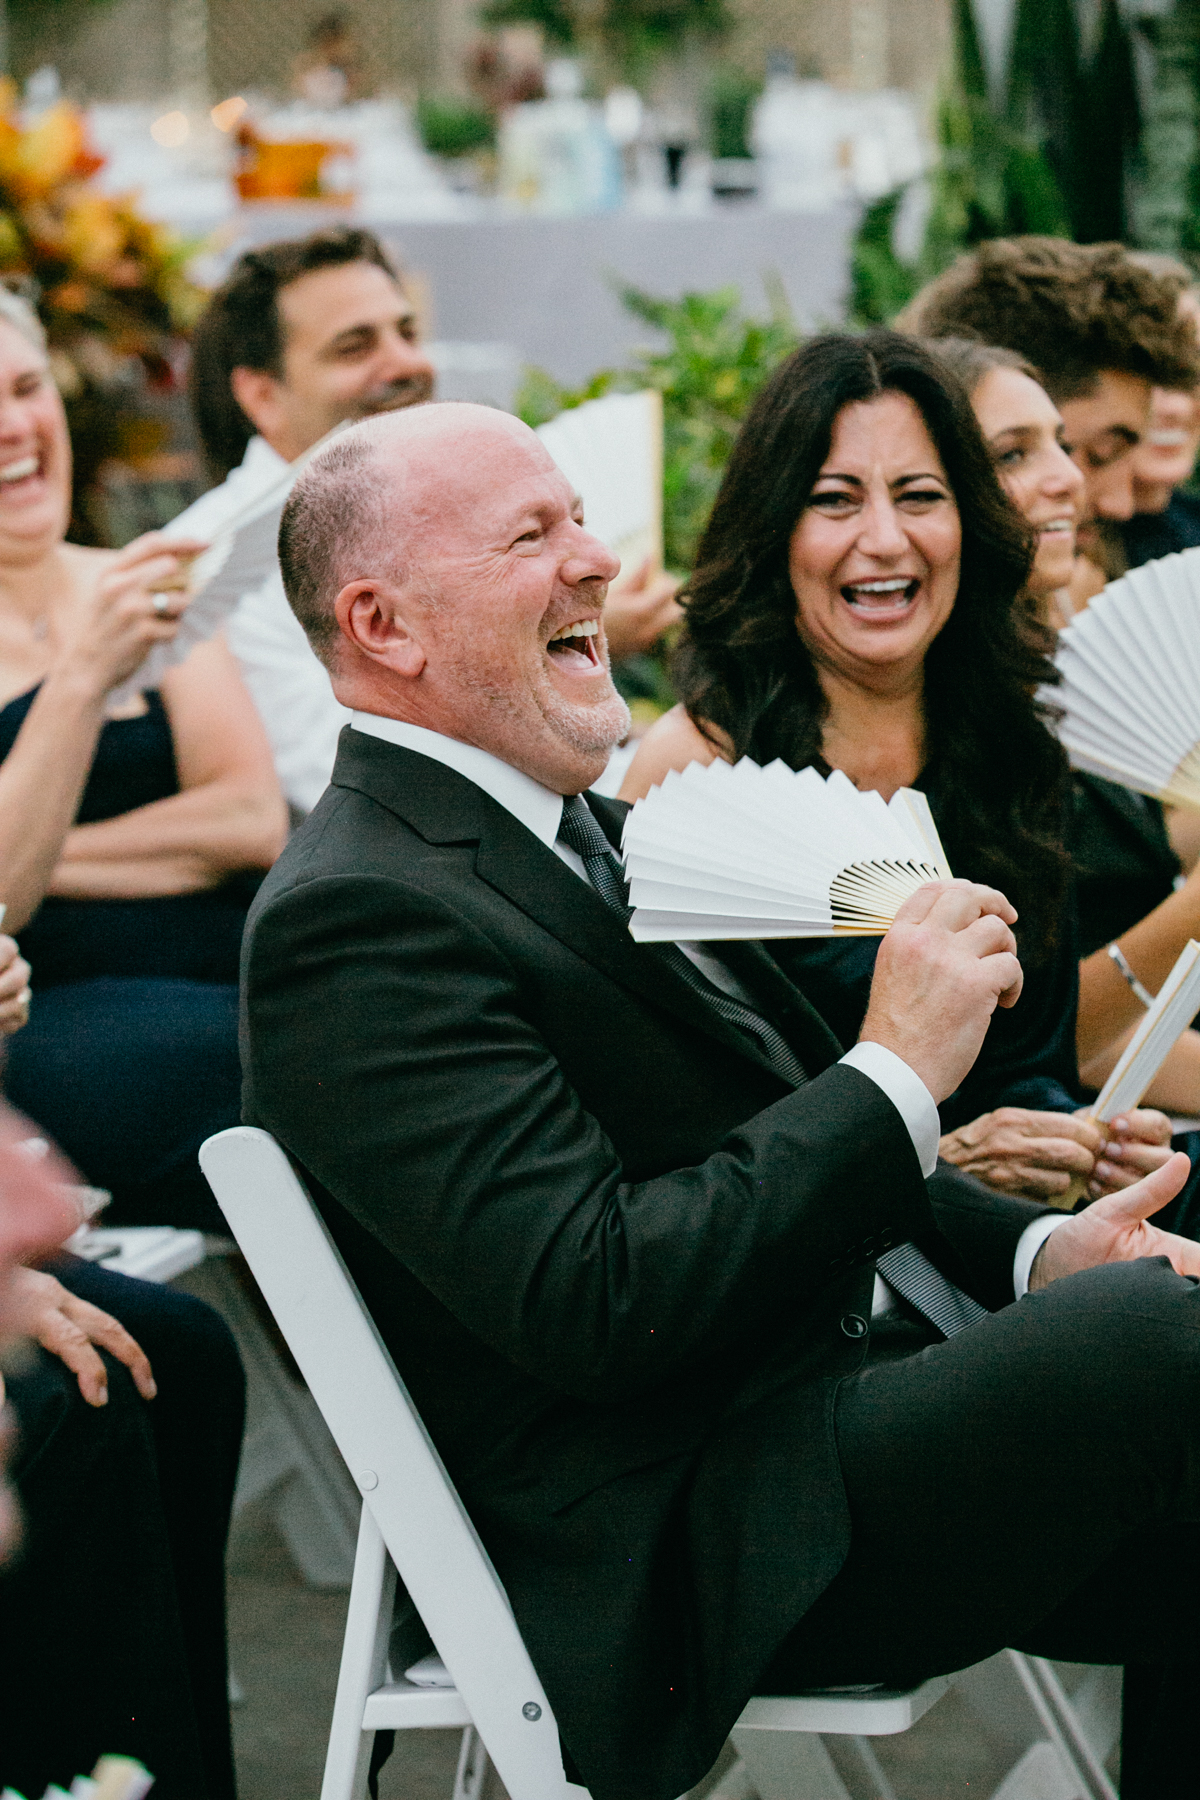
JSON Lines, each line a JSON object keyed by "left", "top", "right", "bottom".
{"left": 245, "top": 869, "right": 947, "bottom": 1402}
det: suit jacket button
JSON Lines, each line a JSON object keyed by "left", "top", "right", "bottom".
{"left": 840, "top": 1313, "right": 868, "bottom": 1339}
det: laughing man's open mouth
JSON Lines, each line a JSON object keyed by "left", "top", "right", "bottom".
{"left": 546, "top": 618, "right": 602, "bottom": 670}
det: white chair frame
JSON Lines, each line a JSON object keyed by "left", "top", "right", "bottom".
{"left": 199, "top": 1127, "right": 1114, "bottom": 1800}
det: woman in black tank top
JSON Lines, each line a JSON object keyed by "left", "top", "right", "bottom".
{"left": 0, "top": 314, "right": 286, "bottom": 1230}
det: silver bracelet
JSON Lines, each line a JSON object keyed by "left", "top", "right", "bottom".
{"left": 1107, "top": 941, "right": 1155, "bottom": 1009}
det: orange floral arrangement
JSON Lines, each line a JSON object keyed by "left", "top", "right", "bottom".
{"left": 0, "top": 83, "right": 206, "bottom": 540}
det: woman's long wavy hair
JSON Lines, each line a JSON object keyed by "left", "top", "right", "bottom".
{"left": 672, "top": 329, "right": 1071, "bottom": 955}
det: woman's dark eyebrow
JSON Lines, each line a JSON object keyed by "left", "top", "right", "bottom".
{"left": 812, "top": 469, "right": 948, "bottom": 488}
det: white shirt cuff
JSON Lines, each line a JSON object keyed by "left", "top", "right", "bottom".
{"left": 839, "top": 1041, "right": 940, "bottom": 1178}
{"left": 1012, "top": 1213, "right": 1069, "bottom": 1299}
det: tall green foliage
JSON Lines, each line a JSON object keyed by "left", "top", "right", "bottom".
{"left": 1135, "top": 0, "right": 1200, "bottom": 255}
{"left": 852, "top": 0, "right": 1142, "bottom": 326}
{"left": 516, "top": 282, "right": 798, "bottom": 569}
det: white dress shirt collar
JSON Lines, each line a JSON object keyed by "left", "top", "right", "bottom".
{"left": 349, "top": 712, "right": 565, "bottom": 847}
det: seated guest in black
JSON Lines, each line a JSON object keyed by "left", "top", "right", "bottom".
{"left": 1121, "top": 253, "right": 1200, "bottom": 570}
{"left": 247, "top": 396, "right": 1200, "bottom": 1800}
{"left": 0, "top": 289, "right": 286, "bottom": 1229}
{"left": 0, "top": 1098, "right": 244, "bottom": 1798}
{"left": 938, "top": 335, "right": 1200, "bottom": 1135}
{"left": 624, "top": 333, "right": 1173, "bottom": 1207}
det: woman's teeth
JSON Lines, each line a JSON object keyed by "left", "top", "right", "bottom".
{"left": 1039, "top": 518, "right": 1074, "bottom": 535}
{"left": 843, "top": 578, "right": 916, "bottom": 612}
{"left": 0, "top": 455, "right": 38, "bottom": 484}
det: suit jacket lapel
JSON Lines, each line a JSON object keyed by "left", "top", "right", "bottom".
{"left": 332, "top": 733, "right": 794, "bottom": 1082}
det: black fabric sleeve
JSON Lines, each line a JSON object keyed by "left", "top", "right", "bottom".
{"left": 244, "top": 873, "right": 937, "bottom": 1403}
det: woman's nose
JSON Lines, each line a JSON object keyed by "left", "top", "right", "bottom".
{"left": 1044, "top": 444, "right": 1084, "bottom": 499}
{"left": 856, "top": 495, "right": 909, "bottom": 555}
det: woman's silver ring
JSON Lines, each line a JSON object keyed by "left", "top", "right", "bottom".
{"left": 152, "top": 593, "right": 173, "bottom": 618}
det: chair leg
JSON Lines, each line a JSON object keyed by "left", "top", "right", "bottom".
{"left": 1004, "top": 1652, "right": 1116, "bottom": 1800}
{"left": 321, "top": 1503, "right": 397, "bottom": 1800}
{"left": 451, "top": 1726, "right": 491, "bottom": 1800}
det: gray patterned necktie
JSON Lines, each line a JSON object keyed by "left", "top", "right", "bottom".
{"left": 557, "top": 795, "right": 988, "bottom": 1339}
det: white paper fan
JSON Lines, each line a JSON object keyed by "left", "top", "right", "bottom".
{"left": 1045, "top": 546, "right": 1200, "bottom": 808}
{"left": 536, "top": 390, "right": 663, "bottom": 571}
{"left": 107, "top": 420, "right": 352, "bottom": 708}
{"left": 620, "top": 758, "right": 952, "bottom": 941}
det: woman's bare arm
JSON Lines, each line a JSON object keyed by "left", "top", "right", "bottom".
{"left": 617, "top": 703, "right": 727, "bottom": 802}
{"left": 49, "top": 635, "right": 288, "bottom": 899}
{"left": 1080, "top": 1023, "right": 1200, "bottom": 1116}
{"left": 1077, "top": 866, "right": 1200, "bottom": 1065}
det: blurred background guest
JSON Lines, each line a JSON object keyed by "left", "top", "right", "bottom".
{"left": 934, "top": 335, "right": 1200, "bottom": 1131}
{"left": 1121, "top": 253, "right": 1200, "bottom": 569}
{"left": 187, "top": 228, "right": 437, "bottom": 816}
{"left": 0, "top": 287, "right": 285, "bottom": 1230}
{"left": 898, "top": 238, "right": 1200, "bottom": 606}
{"left": 622, "top": 331, "right": 1174, "bottom": 1206}
{"left": 291, "top": 10, "right": 373, "bottom": 107}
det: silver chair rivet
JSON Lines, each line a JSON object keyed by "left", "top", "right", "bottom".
{"left": 522, "top": 1702, "right": 542, "bottom": 1721}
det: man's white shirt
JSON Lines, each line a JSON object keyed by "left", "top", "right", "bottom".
{"left": 348, "top": 711, "right": 1064, "bottom": 1303}
{"left": 192, "top": 436, "right": 350, "bottom": 815}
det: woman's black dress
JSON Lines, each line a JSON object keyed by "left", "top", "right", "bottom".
{"left": 0, "top": 686, "right": 255, "bottom": 1230}
{"left": 769, "top": 762, "right": 1082, "bottom": 1132}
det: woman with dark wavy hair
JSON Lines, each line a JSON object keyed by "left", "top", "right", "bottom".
{"left": 622, "top": 330, "right": 1174, "bottom": 1203}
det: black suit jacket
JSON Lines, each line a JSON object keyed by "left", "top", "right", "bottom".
{"left": 241, "top": 728, "right": 1051, "bottom": 1800}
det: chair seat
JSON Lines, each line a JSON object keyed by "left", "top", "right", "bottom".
{"left": 735, "top": 1677, "right": 949, "bottom": 1737}
{"left": 362, "top": 1679, "right": 473, "bottom": 1730}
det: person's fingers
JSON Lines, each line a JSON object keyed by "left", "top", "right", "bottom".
{"left": 32, "top": 1306, "right": 110, "bottom": 1406}
{"left": 1001, "top": 1135, "right": 1097, "bottom": 1175}
{"left": 0, "top": 948, "right": 30, "bottom": 1000}
{"left": 1152, "top": 1228, "right": 1200, "bottom": 1279}
{"left": 956, "top": 913, "right": 1018, "bottom": 961}
{"left": 0, "top": 988, "right": 31, "bottom": 1034}
{"left": 981, "top": 950, "right": 1024, "bottom": 1008}
{"left": 1088, "top": 1150, "right": 1191, "bottom": 1224}
{"left": 58, "top": 1294, "right": 156, "bottom": 1399}
{"left": 887, "top": 879, "right": 960, "bottom": 927}
{"left": 1091, "top": 1143, "right": 1174, "bottom": 1193}
{"left": 922, "top": 881, "right": 1019, "bottom": 931}
{"left": 112, "top": 531, "right": 207, "bottom": 573}
{"left": 1109, "top": 1109, "right": 1173, "bottom": 1147}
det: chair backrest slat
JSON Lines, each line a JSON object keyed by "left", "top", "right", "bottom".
{"left": 200, "top": 1126, "right": 571, "bottom": 1800}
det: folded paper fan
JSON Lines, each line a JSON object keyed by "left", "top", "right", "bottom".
{"left": 1046, "top": 546, "right": 1200, "bottom": 808}
{"left": 620, "top": 758, "right": 952, "bottom": 941}
{"left": 537, "top": 390, "right": 663, "bottom": 571}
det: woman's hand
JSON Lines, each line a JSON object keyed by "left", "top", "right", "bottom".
{"left": 0, "top": 936, "right": 30, "bottom": 1035}
{"left": 939, "top": 1106, "right": 1106, "bottom": 1199}
{"left": 52, "top": 532, "right": 209, "bottom": 701}
{"left": 939, "top": 1105, "right": 1175, "bottom": 1201}
{"left": 3, "top": 1266, "right": 156, "bottom": 1407}
{"left": 1085, "top": 1108, "right": 1174, "bottom": 1198}
{"left": 602, "top": 558, "right": 683, "bottom": 662}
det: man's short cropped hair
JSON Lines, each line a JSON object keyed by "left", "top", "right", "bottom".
{"left": 277, "top": 429, "right": 394, "bottom": 666}
{"left": 899, "top": 237, "right": 1200, "bottom": 400}
{"left": 189, "top": 226, "right": 400, "bottom": 481}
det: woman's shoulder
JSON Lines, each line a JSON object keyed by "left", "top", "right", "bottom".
{"left": 617, "top": 705, "right": 729, "bottom": 802}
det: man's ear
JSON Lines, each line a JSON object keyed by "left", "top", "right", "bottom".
{"left": 335, "top": 580, "right": 427, "bottom": 678}
{"left": 230, "top": 365, "right": 287, "bottom": 440}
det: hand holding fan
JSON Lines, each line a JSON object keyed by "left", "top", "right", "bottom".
{"left": 106, "top": 420, "right": 352, "bottom": 709}
{"left": 620, "top": 757, "right": 952, "bottom": 941}
{"left": 1047, "top": 547, "right": 1200, "bottom": 807}
{"left": 1051, "top": 939, "right": 1200, "bottom": 1209}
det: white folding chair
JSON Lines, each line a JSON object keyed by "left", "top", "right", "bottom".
{"left": 199, "top": 1127, "right": 1104, "bottom": 1800}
